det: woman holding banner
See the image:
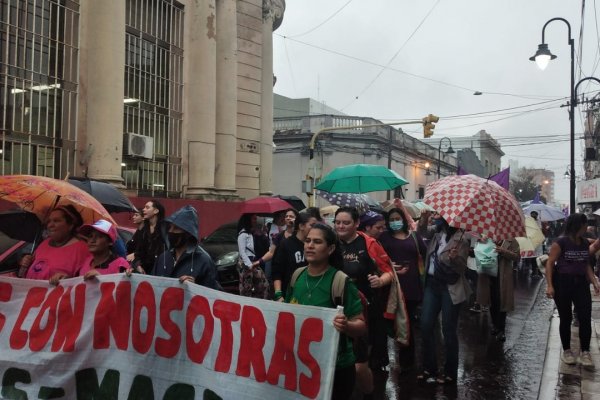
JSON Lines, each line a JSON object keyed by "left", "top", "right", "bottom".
{"left": 286, "top": 223, "right": 366, "bottom": 400}
{"left": 19, "top": 205, "right": 89, "bottom": 280}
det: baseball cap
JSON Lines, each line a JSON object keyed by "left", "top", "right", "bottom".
{"left": 79, "top": 219, "right": 118, "bottom": 243}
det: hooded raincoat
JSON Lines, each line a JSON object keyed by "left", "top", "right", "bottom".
{"left": 152, "top": 206, "right": 221, "bottom": 290}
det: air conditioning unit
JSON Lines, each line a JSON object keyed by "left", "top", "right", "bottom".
{"left": 126, "top": 133, "right": 154, "bottom": 159}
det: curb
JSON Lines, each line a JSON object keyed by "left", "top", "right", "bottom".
{"left": 538, "top": 291, "right": 600, "bottom": 400}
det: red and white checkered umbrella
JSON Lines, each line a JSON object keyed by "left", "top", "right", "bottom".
{"left": 423, "top": 174, "right": 525, "bottom": 241}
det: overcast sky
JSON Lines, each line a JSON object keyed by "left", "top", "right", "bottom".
{"left": 272, "top": 0, "right": 600, "bottom": 204}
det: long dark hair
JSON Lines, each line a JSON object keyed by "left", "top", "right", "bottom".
{"left": 237, "top": 213, "right": 256, "bottom": 233}
{"left": 308, "top": 223, "right": 344, "bottom": 270}
{"left": 564, "top": 213, "right": 587, "bottom": 239}
{"left": 294, "top": 211, "right": 313, "bottom": 232}
{"left": 304, "top": 207, "right": 323, "bottom": 222}
{"left": 386, "top": 207, "right": 409, "bottom": 234}
{"left": 149, "top": 199, "right": 165, "bottom": 221}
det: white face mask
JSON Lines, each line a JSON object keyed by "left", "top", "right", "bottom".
{"left": 324, "top": 216, "right": 334, "bottom": 226}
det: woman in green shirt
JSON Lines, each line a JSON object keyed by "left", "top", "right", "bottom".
{"left": 286, "top": 223, "right": 366, "bottom": 400}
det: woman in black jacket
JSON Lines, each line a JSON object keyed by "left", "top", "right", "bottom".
{"left": 271, "top": 212, "right": 319, "bottom": 301}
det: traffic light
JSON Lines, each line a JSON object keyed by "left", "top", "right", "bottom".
{"left": 422, "top": 114, "right": 439, "bottom": 138}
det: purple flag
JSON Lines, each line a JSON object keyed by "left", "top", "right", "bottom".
{"left": 457, "top": 165, "right": 469, "bottom": 175}
{"left": 489, "top": 167, "right": 510, "bottom": 190}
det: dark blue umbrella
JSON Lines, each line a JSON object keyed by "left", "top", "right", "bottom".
{"left": 272, "top": 195, "right": 306, "bottom": 211}
{"left": 0, "top": 210, "right": 43, "bottom": 243}
{"left": 68, "top": 177, "right": 137, "bottom": 213}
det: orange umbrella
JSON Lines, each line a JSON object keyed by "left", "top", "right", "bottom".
{"left": 0, "top": 175, "right": 115, "bottom": 224}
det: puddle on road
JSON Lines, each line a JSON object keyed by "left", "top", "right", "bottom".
{"left": 372, "top": 273, "right": 555, "bottom": 400}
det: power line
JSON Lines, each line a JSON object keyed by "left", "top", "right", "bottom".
{"left": 577, "top": 0, "right": 586, "bottom": 81}
{"left": 283, "top": 40, "right": 298, "bottom": 96}
{"left": 284, "top": 0, "right": 355, "bottom": 39}
{"left": 341, "top": 0, "right": 441, "bottom": 111}
{"left": 439, "top": 98, "right": 565, "bottom": 119}
{"left": 583, "top": 0, "right": 600, "bottom": 92}
{"left": 275, "top": 34, "right": 560, "bottom": 100}
{"left": 437, "top": 105, "right": 561, "bottom": 131}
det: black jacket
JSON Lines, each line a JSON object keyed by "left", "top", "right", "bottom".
{"left": 152, "top": 244, "right": 221, "bottom": 290}
{"left": 271, "top": 235, "right": 307, "bottom": 294}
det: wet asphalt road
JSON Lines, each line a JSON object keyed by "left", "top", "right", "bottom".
{"left": 368, "top": 271, "right": 555, "bottom": 400}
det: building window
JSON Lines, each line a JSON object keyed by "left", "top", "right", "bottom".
{"left": 0, "top": 0, "right": 79, "bottom": 177}
{"left": 122, "top": 0, "right": 183, "bottom": 196}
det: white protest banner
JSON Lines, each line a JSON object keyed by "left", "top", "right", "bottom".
{"left": 0, "top": 274, "right": 340, "bottom": 399}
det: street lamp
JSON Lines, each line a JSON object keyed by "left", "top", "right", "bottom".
{"left": 530, "top": 17, "right": 575, "bottom": 213}
{"left": 437, "top": 137, "right": 455, "bottom": 178}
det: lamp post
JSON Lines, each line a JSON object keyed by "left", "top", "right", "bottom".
{"left": 530, "top": 18, "right": 575, "bottom": 213}
{"left": 437, "top": 137, "right": 455, "bottom": 178}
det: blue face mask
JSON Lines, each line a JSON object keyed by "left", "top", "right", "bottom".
{"left": 389, "top": 221, "right": 404, "bottom": 231}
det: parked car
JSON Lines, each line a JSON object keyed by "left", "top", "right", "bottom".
{"left": 0, "top": 228, "right": 134, "bottom": 277}
{"left": 0, "top": 232, "right": 32, "bottom": 277}
{"left": 201, "top": 221, "right": 239, "bottom": 294}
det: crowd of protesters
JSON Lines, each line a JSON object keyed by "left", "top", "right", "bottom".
{"left": 13, "top": 194, "right": 600, "bottom": 399}
{"left": 17, "top": 199, "right": 221, "bottom": 290}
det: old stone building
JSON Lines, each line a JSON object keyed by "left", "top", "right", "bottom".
{"left": 1, "top": 0, "right": 285, "bottom": 200}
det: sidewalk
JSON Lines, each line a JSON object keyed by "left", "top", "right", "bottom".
{"left": 539, "top": 291, "right": 600, "bottom": 400}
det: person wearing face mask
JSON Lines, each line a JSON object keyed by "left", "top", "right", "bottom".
{"left": 415, "top": 210, "right": 471, "bottom": 385}
{"left": 150, "top": 205, "right": 221, "bottom": 290}
{"left": 379, "top": 207, "right": 427, "bottom": 374}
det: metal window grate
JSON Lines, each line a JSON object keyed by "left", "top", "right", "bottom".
{"left": 122, "top": 0, "right": 183, "bottom": 196}
{"left": 0, "top": 0, "right": 79, "bottom": 177}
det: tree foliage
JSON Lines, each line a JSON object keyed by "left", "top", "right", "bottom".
{"left": 510, "top": 167, "right": 547, "bottom": 203}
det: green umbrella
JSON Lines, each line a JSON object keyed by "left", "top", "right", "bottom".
{"left": 315, "top": 164, "right": 409, "bottom": 193}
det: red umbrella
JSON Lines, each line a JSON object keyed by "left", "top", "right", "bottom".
{"left": 423, "top": 174, "right": 525, "bottom": 241}
{"left": 240, "top": 196, "right": 292, "bottom": 214}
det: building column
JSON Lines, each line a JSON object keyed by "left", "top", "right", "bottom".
{"left": 183, "top": 0, "right": 217, "bottom": 196}
{"left": 214, "top": 0, "right": 238, "bottom": 193}
{"left": 259, "top": 0, "right": 285, "bottom": 195}
{"left": 77, "top": 0, "right": 125, "bottom": 184}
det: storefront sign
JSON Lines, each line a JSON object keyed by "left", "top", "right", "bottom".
{"left": 578, "top": 178, "right": 600, "bottom": 203}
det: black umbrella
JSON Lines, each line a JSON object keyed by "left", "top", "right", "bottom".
{"left": 68, "top": 177, "right": 137, "bottom": 213}
{"left": 0, "top": 210, "right": 43, "bottom": 242}
{"left": 272, "top": 195, "right": 306, "bottom": 211}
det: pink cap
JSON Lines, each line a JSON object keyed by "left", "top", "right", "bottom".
{"left": 79, "top": 219, "right": 117, "bottom": 243}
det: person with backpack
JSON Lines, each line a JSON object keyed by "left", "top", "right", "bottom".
{"left": 286, "top": 223, "right": 366, "bottom": 400}
{"left": 334, "top": 207, "right": 394, "bottom": 398}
